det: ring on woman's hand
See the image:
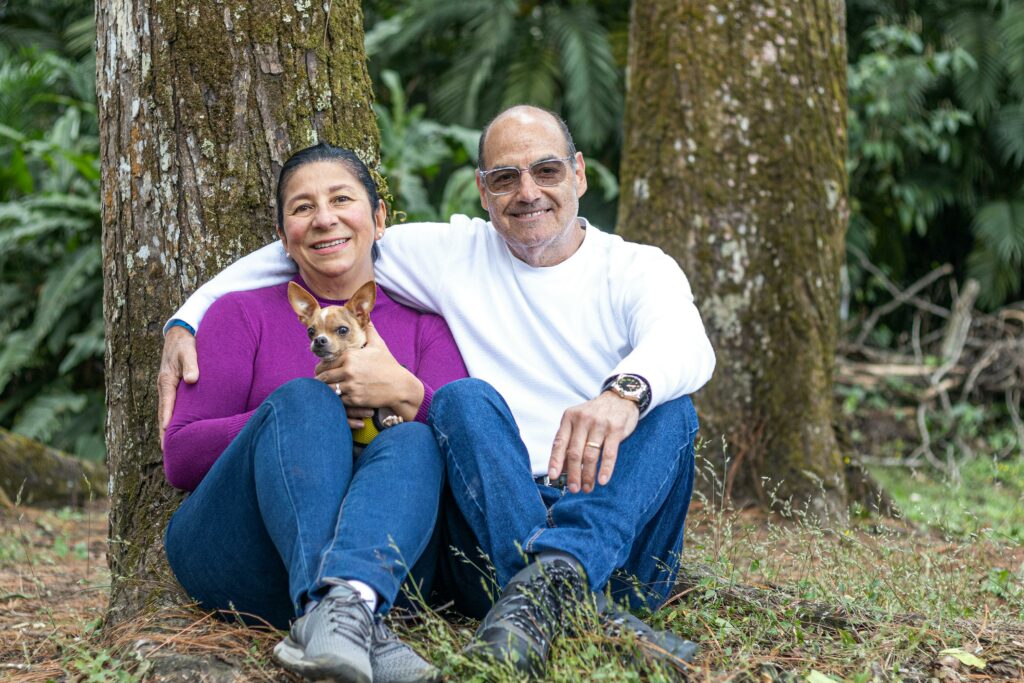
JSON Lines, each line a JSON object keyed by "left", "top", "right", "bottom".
{"left": 585, "top": 441, "right": 601, "bottom": 449}
{"left": 334, "top": 383, "right": 341, "bottom": 396}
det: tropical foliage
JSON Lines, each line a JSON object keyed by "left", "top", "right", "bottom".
{"left": 365, "top": 0, "right": 626, "bottom": 152}
{"left": 374, "top": 70, "right": 484, "bottom": 222}
{"left": 3, "top": 0, "right": 1024, "bottom": 459}
{"left": 847, "top": 0, "right": 1024, "bottom": 310}
{"left": 0, "top": 0, "right": 103, "bottom": 459}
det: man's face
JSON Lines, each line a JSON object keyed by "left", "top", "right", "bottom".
{"left": 477, "top": 111, "right": 587, "bottom": 267}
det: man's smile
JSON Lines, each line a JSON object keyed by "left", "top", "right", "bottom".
{"left": 508, "top": 207, "right": 553, "bottom": 221}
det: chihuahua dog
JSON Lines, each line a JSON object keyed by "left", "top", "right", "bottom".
{"left": 287, "top": 280, "right": 403, "bottom": 451}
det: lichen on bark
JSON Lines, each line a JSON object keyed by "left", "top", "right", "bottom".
{"left": 618, "top": 0, "right": 849, "bottom": 515}
{"left": 98, "top": 0, "right": 380, "bottom": 625}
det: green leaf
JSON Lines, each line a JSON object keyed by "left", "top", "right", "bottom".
{"left": 993, "top": 103, "right": 1024, "bottom": 168}
{"left": 30, "top": 242, "right": 101, "bottom": 344}
{"left": 940, "top": 648, "right": 986, "bottom": 668}
{"left": 972, "top": 200, "right": 1024, "bottom": 263}
{"left": 806, "top": 671, "right": 841, "bottom": 683}
{"left": 12, "top": 388, "right": 88, "bottom": 442}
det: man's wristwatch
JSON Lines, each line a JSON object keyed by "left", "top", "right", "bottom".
{"left": 601, "top": 374, "right": 651, "bottom": 414}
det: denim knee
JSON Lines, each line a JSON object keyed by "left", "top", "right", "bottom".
{"left": 429, "top": 377, "right": 498, "bottom": 422}
{"left": 363, "top": 422, "right": 443, "bottom": 474}
{"left": 266, "top": 378, "right": 344, "bottom": 419}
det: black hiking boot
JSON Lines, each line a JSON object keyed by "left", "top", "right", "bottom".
{"left": 464, "top": 553, "right": 587, "bottom": 676}
{"left": 596, "top": 593, "right": 698, "bottom": 675}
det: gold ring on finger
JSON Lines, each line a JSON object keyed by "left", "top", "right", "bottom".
{"left": 585, "top": 441, "right": 601, "bottom": 449}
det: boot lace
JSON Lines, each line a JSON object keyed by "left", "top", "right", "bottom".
{"left": 500, "top": 561, "right": 585, "bottom": 646}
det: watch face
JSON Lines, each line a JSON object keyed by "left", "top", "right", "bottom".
{"left": 616, "top": 375, "right": 643, "bottom": 395}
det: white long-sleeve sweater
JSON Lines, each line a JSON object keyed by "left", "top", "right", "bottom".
{"left": 172, "top": 216, "right": 716, "bottom": 474}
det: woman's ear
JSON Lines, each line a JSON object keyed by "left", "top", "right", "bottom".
{"left": 373, "top": 200, "right": 387, "bottom": 239}
{"left": 278, "top": 227, "right": 291, "bottom": 257}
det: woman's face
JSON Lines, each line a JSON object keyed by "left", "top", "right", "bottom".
{"left": 278, "top": 160, "right": 386, "bottom": 299}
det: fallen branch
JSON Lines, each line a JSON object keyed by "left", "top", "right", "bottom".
{"left": 0, "top": 428, "right": 107, "bottom": 509}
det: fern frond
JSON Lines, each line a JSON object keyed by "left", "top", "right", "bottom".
{"left": 548, "top": 4, "right": 621, "bottom": 150}
{"left": 0, "top": 331, "right": 39, "bottom": 394}
{"left": 63, "top": 16, "right": 95, "bottom": 58}
{"left": 501, "top": 44, "right": 559, "bottom": 112}
{"left": 972, "top": 199, "right": 1024, "bottom": 263}
{"left": 58, "top": 315, "right": 104, "bottom": 375}
{"left": 947, "top": 8, "right": 1005, "bottom": 123}
{"left": 993, "top": 102, "right": 1024, "bottom": 168}
{"left": 0, "top": 216, "right": 84, "bottom": 256}
{"left": 11, "top": 388, "right": 87, "bottom": 443}
{"left": 30, "top": 242, "right": 101, "bottom": 344}
{"left": 998, "top": 1, "right": 1024, "bottom": 99}
{"left": 967, "top": 239, "right": 1023, "bottom": 308}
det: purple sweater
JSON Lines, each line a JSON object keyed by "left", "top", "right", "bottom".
{"left": 163, "top": 278, "right": 468, "bottom": 491}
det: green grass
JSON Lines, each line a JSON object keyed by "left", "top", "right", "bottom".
{"left": 373, "top": 452, "right": 1024, "bottom": 681}
{"left": 4, "top": 455, "right": 1023, "bottom": 681}
{"left": 869, "top": 455, "right": 1024, "bottom": 542}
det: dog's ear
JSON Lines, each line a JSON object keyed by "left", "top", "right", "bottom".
{"left": 347, "top": 281, "right": 377, "bottom": 326}
{"left": 288, "top": 282, "right": 319, "bottom": 321}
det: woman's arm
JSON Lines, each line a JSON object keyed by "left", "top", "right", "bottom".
{"left": 163, "top": 295, "right": 260, "bottom": 491}
{"left": 410, "top": 313, "right": 469, "bottom": 422}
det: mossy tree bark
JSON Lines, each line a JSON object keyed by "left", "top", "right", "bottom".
{"left": 97, "top": 0, "right": 378, "bottom": 625}
{"left": 617, "top": 0, "right": 848, "bottom": 514}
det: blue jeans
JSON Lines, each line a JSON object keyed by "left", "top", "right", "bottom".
{"left": 424, "top": 378, "right": 698, "bottom": 616}
{"left": 164, "top": 378, "right": 444, "bottom": 629}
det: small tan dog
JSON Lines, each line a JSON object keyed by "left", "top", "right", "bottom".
{"left": 287, "top": 280, "right": 403, "bottom": 449}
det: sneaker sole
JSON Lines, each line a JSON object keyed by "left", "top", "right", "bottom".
{"left": 273, "top": 637, "right": 372, "bottom": 683}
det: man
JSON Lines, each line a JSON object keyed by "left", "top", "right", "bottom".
{"left": 160, "top": 105, "right": 715, "bottom": 675}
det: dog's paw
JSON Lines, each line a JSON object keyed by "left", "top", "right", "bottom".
{"left": 380, "top": 414, "right": 405, "bottom": 428}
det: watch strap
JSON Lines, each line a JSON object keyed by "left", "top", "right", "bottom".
{"left": 601, "top": 373, "right": 652, "bottom": 414}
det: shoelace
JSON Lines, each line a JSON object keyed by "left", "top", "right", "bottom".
{"left": 498, "top": 562, "right": 585, "bottom": 646}
{"left": 372, "top": 620, "right": 407, "bottom": 656}
{"left": 323, "top": 591, "right": 373, "bottom": 645}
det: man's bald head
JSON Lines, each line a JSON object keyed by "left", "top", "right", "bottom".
{"left": 477, "top": 105, "right": 577, "bottom": 170}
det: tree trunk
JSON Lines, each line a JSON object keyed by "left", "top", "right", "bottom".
{"left": 0, "top": 428, "right": 107, "bottom": 509}
{"left": 617, "top": 0, "right": 849, "bottom": 515}
{"left": 97, "top": 0, "right": 379, "bottom": 625}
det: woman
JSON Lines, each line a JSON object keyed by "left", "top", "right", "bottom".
{"left": 163, "top": 143, "right": 467, "bottom": 683}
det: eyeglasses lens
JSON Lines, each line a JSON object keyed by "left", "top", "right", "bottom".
{"left": 485, "top": 159, "right": 568, "bottom": 194}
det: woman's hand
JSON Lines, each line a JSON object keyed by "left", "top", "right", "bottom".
{"left": 315, "top": 324, "right": 424, "bottom": 426}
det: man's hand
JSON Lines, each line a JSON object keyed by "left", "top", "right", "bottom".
{"left": 548, "top": 391, "right": 640, "bottom": 494}
{"left": 158, "top": 326, "right": 199, "bottom": 446}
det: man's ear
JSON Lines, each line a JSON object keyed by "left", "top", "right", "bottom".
{"left": 287, "top": 281, "right": 319, "bottom": 321}
{"left": 347, "top": 281, "right": 377, "bottom": 326}
{"left": 476, "top": 173, "right": 490, "bottom": 213}
{"left": 573, "top": 151, "right": 588, "bottom": 200}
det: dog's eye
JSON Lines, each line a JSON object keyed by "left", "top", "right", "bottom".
{"left": 337, "top": 326, "right": 349, "bottom": 336}
{"left": 307, "top": 327, "right": 315, "bottom": 339}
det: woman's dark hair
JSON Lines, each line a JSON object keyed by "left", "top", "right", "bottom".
{"left": 276, "top": 143, "right": 383, "bottom": 260}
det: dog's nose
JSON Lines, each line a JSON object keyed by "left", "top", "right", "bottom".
{"left": 313, "top": 335, "right": 328, "bottom": 348}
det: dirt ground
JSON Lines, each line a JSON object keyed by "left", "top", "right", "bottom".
{"left": 3, "top": 499, "right": 1022, "bottom": 681}
{"left": 1, "top": 501, "right": 110, "bottom": 680}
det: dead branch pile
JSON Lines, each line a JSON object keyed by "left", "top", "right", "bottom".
{"left": 839, "top": 247, "right": 1024, "bottom": 469}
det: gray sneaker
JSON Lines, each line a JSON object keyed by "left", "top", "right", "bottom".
{"left": 370, "top": 618, "right": 441, "bottom": 683}
{"left": 273, "top": 580, "right": 374, "bottom": 682}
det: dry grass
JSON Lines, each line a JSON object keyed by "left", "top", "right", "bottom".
{"left": 1, "top": 476, "right": 1022, "bottom": 681}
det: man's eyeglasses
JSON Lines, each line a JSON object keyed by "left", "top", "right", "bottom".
{"left": 478, "top": 157, "right": 574, "bottom": 196}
